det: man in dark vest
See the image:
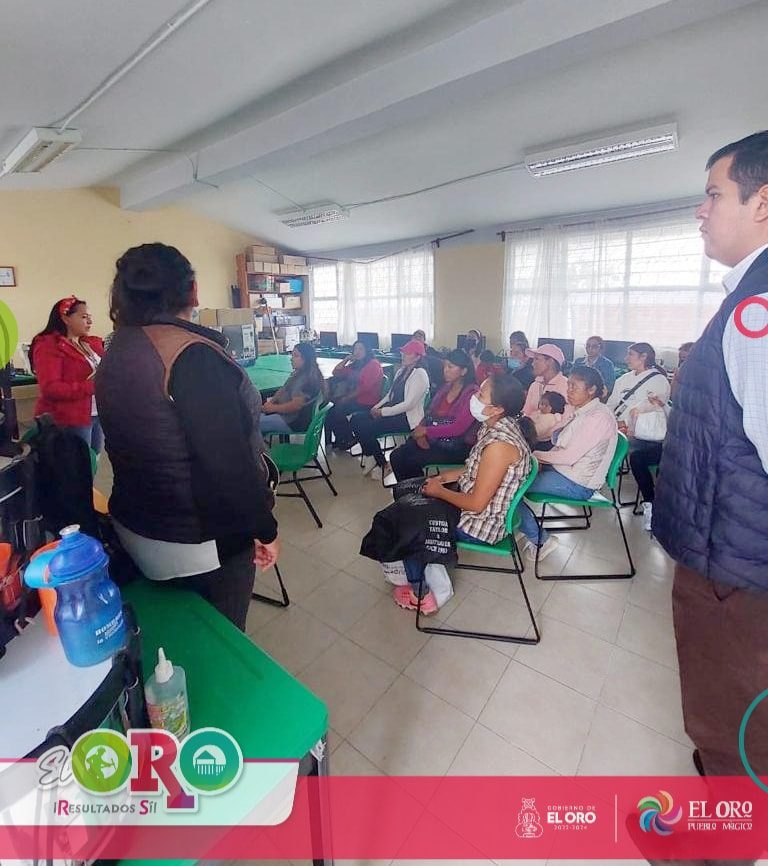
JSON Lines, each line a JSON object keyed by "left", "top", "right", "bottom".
{"left": 654, "top": 131, "right": 768, "bottom": 838}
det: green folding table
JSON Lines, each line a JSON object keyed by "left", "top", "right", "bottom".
{"left": 120, "top": 579, "right": 330, "bottom": 866}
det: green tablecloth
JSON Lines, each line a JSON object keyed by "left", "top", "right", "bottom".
{"left": 246, "top": 353, "right": 380, "bottom": 394}
{"left": 123, "top": 580, "right": 327, "bottom": 760}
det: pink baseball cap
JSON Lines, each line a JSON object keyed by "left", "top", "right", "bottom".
{"left": 526, "top": 343, "right": 565, "bottom": 366}
{"left": 400, "top": 339, "right": 427, "bottom": 357}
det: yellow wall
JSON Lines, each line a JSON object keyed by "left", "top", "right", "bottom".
{"left": 433, "top": 241, "right": 505, "bottom": 350}
{"left": 0, "top": 187, "right": 254, "bottom": 352}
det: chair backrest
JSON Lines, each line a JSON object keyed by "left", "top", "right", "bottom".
{"left": 605, "top": 432, "right": 629, "bottom": 490}
{"left": 298, "top": 402, "right": 333, "bottom": 462}
{"left": 505, "top": 455, "right": 539, "bottom": 535}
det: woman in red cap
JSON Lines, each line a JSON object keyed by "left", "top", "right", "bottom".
{"left": 31, "top": 296, "right": 105, "bottom": 452}
{"left": 350, "top": 339, "right": 430, "bottom": 478}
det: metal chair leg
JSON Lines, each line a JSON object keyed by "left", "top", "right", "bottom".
{"left": 251, "top": 563, "right": 290, "bottom": 608}
{"left": 313, "top": 457, "right": 338, "bottom": 496}
{"left": 534, "top": 499, "right": 634, "bottom": 581}
{"left": 415, "top": 549, "right": 540, "bottom": 644}
{"left": 294, "top": 473, "right": 323, "bottom": 528}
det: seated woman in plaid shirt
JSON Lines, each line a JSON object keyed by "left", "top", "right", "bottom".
{"left": 400, "top": 372, "right": 537, "bottom": 614}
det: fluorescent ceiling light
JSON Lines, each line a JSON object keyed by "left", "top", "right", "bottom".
{"left": 276, "top": 202, "right": 349, "bottom": 228}
{"left": 524, "top": 123, "right": 678, "bottom": 178}
{"left": 1, "top": 127, "right": 82, "bottom": 176}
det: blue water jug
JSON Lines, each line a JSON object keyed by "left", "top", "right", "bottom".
{"left": 24, "top": 525, "right": 126, "bottom": 667}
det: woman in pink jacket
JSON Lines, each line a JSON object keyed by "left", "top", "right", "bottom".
{"left": 518, "top": 366, "right": 617, "bottom": 561}
{"left": 390, "top": 349, "right": 478, "bottom": 481}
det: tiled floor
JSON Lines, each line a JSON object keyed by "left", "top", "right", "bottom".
{"left": 96, "top": 451, "right": 765, "bottom": 866}
{"left": 240, "top": 450, "right": 693, "bottom": 782}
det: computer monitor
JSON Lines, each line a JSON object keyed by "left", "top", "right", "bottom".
{"left": 357, "top": 331, "right": 379, "bottom": 351}
{"left": 537, "top": 337, "right": 575, "bottom": 362}
{"left": 456, "top": 333, "right": 486, "bottom": 351}
{"left": 390, "top": 333, "right": 412, "bottom": 352}
{"left": 318, "top": 331, "right": 338, "bottom": 348}
{"left": 602, "top": 340, "right": 634, "bottom": 365}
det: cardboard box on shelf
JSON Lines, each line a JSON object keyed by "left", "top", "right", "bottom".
{"left": 258, "top": 338, "right": 284, "bottom": 355}
{"left": 217, "top": 308, "right": 254, "bottom": 326}
{"left": 246, "top": 244, "right": 277, "bottom": 258}
{"left": 276, "top": 277, "right": 303, "bottom": 294}
{"left": 197, "top": 308, "right": 219, "bottom": 328}
{"left": 246, "top": 261, "right": 280, "bottom": 274}
{"left": 279, "top": 254, "right": 307, "bottom": 267}
{"left": 292, "top": 265, "right": 310, "bottom": 276}
{"left": 283, "top": 296, "right": 302, "bottom": 310}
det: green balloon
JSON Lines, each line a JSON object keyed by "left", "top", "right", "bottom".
{"left": 0, "top": 301, "right": 19, "bottom": 367}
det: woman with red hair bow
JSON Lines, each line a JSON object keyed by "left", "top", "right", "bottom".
{"left": 31, "top": 296, "right": 105, "bottom": 452}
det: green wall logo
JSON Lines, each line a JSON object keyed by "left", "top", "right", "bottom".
{"left": 69, "top": 727, "right": 243, "bottom": 810}
{"left": 0, "top": 301, "right": 19, "bottom": 367}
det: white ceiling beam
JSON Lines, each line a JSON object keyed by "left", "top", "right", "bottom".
{"left": 120, "top": 0, "right": 756, "bottom": 210}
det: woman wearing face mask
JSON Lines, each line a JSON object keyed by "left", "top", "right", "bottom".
{"left": 31, "top": 296, "right": 105, "bottom": 453}
{"left": 390, "top": 349, "right": 477, "bottom": 481}
{"left": 351, "top": 340, "right": 430, "bottom": 477}
{"left": 395, "top": 373, "right": 537, "bottom": 613}
{"left": 326, "top": 340, "right": 384, "bottom": 450}
{"left": 517, "top": 366, "right": 618, "bottom": 561}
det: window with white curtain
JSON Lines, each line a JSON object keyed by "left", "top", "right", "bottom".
{"left": 502, "top": 208, "right": 729, "bottom": 349}
{"left": 308, "top": 245, "right": 434, "bottom": 346}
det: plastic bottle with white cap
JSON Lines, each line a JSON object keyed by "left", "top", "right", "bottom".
{"left": 144, "top": 647, "right": 190, "bottom": 738}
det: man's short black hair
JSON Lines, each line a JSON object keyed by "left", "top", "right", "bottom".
{"left": 706, "top": 131, "right": 768, "bottom": 203}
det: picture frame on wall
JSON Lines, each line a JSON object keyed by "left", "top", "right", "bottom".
{"left": 0, "top": 267, "right": 16, "bottom": 287}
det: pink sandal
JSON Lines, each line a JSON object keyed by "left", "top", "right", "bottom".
{"left": 412, "top": 589, "right": 438, "bottom": 615}
{"left": 393, "top": 585, "right": 417, "bottom": 609}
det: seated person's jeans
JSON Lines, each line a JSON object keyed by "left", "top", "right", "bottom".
{"left": 518, "top": 467, "right": 595, "bottom": 545}
{"left": 403, "top": 527, "right": 482, "bottom": 597}
{"left": 260, "top": 413, "right": 293, "bottom": 434}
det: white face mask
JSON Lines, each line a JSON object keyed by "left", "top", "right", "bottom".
{"left": 470, "top": 393, "right": 490, "bottom": 423}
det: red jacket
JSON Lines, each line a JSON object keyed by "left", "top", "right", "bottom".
{"left": 32, "top": 333, "right": 105, "bottom": 427}
{"left": 332, "top": 357, "right": 384, "bottom": 406}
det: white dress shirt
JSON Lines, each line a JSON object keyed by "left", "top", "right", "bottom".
{"left": 722, "top": 243, "right": 768, "bottom": 473}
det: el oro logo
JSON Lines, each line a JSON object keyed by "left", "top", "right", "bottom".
{"left": 638, "top": 790, "right": 683, "bottom": 836}
{"left": 69, "top": 727, "right": 243, "bottom": 811}
{"left": 0, "top": 301, "right": 19, "bottom": 367}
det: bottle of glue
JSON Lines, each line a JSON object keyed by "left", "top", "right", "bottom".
{"left": 145, "top": 647, "right": 190, "bottom": 739}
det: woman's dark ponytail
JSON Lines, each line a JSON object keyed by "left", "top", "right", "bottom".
{"left": 629, "top": 341, "right": 665, "bottom": 374}
{"left": 489, "top": 371, "right": 538, "bottom": 450}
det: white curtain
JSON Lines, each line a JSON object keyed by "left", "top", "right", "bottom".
{"left": 502, "top": 208, "right": 728, "bottom": 349}
{"left": 309, "top": 245, "right": 434, "bottom": 346}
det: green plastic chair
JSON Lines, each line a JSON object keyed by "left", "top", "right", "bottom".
{"left": 524, "top": 433, "right": 635, "bottom": 581}
{"left": 268, "top": 402, "right": 337, "bottom": 528}
{"left": 415, "top": 457, "right": 541, "bottom": 646}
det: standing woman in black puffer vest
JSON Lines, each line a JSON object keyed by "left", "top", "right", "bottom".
{"left": 96, "top": 243, "right": 280, "bottom": 630}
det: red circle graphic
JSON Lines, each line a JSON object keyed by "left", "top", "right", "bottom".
{"left": 734, "top": 295, "right": 768, "bottom": 339}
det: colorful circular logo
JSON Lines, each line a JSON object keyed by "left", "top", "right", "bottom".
{"left": 178, "top": 727, "right": 243, "bottom": 794}
{"left": 638, "top": 790, "right": 683, "bottom": 835}
{"left": 0, "top": 301, "right": 19, "bottom": 367}
{"left": 71, "top": 730, "right": 132, "bottom": 794}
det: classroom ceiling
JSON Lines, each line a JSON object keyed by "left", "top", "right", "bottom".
{"left": 2, "top": 0, "right": 767, "bottom": 253}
